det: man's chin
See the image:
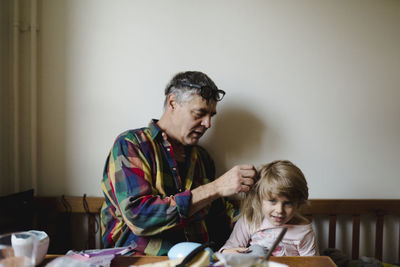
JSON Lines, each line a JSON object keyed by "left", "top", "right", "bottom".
{"left": 185, "top": 138, "right": 200, "bottom": 146}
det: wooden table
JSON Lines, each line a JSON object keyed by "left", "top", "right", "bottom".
{"left": 42, "top": 255, "right": 337, "bottom": 266}
{"left": 270, "top": 256, "right": 337, "bottom": 266}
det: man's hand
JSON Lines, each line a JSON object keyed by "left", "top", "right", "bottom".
{"left": 214, "top": 165, "right": 256, "bottom": 197}
{"left": 189, "top": 164, "right": 256, "bottom": 216}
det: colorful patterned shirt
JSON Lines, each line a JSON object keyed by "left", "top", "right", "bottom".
{"left": 100, "top": 120, "right": 234, "bottom": 255}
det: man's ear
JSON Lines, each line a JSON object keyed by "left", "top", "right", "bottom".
{"left": 167, "top": 94, "right": 178, "bottom": 111}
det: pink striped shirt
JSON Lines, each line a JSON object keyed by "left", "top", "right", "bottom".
{"left": 221, "top": 216, "right": 319, "bottom": 256}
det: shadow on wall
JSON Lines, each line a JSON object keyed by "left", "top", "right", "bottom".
{"left": 202, "top": 105, "right": 270, "bottom": 176}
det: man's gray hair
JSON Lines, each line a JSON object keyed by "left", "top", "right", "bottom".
{"left": 163, "top": 71, "right": 219, "bottom": 108}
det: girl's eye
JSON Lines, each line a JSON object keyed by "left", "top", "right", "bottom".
{"left": 284, "top": 202, "right": 293, "bottom": 206}
{"left": 268, "top": 199, "right": 276, "bottom": 203}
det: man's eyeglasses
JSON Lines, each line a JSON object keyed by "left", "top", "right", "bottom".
{"left": 178, "top": 81, "right": 225, "bottom": 102}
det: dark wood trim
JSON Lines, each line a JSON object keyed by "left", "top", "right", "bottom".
{"left": 375, "top": 214, "right": 384, "bottom": 261}
{"left": 328, "top": 215, "right": 336, "bottom": 248}
{"left": 301, "top": 199, "right": 400, "bottom": 215}
{"left": 34, "top": 196, "right": 104, "bottom": 213}
{"left": 351, "top": 215, "right": 360, "bottom": 260}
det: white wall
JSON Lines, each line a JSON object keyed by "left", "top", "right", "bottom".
{"left": 38, "top": 0, "right": 400, "bottom": 198}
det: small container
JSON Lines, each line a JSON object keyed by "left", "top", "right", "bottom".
{"left": 0, "top": 231, "right": 38, "bottom": 267}
{"left": 27, "top": 231, "right": 49, "bottom": 265}
{"left": 0, "top": 231, "right": 49, "bottom": 267}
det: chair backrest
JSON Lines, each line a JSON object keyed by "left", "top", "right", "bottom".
{"left": 34, "top": 195, "right": 104, "bottom": 252}
{"left": 300, "top": 199, "right": 400, "bottom": 262}
{"left": 0, "top": 189, "right": 34, "bottom": 234}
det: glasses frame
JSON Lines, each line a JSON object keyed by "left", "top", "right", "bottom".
{"left": 177, "top": 81, "right": 225, "bottom": 102}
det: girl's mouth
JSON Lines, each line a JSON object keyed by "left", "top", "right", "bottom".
{"left": 271, "top": 215, "right": 285, "bottom": 223}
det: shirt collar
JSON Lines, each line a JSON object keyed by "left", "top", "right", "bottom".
{"left": 149, "top": 119, "right": 163, "bottom": 140}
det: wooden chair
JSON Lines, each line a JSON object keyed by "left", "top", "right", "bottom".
{"left": 34, "top": 195, "right": 104, "bottom": 253}
{"left": 300, "top": 199, "right": 400, "bottom": 261}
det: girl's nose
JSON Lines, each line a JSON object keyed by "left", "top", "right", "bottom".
{"left": 276, "top": 203, "right": 284, "bottom": 213}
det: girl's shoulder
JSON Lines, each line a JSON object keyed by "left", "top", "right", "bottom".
{"left": 284, "top": 217, "right": 315, "bottom": 240}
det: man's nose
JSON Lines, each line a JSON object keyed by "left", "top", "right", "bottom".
{"left": 201, "top": 116, "right": 211, "bottom": 128}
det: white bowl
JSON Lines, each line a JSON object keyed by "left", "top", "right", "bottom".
{"left": 168, "top": 242, "right": 202, "bottom": 259}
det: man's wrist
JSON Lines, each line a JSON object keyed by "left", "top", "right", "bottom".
{"left": 194, "top": 181, "right": 220, "bottom": 201}
{"left": 202, "top": 179, "right": 223, "bottom": 199}
{"left": 189, "top": 181, "right": 222, "bottom": 216}
{"left": 210, "top": 179, "right": 223, "bottom": 198}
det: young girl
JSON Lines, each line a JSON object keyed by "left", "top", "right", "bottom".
{"left": 220, "top": 160, "right": 319, "bottom": 256}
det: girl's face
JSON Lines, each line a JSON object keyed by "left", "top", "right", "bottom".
{"left": 262, "top": 194, "right": 299, "bottom": 226}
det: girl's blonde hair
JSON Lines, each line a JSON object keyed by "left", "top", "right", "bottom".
{"left": 241, "top": 160, "right": 309, "bottom": 228}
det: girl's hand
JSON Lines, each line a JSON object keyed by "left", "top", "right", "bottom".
{"left": 221, "top": 247, "right": 250, "bottom": 254}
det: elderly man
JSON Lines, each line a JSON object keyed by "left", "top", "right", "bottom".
{"left": 100, "top": 71, "right": 256, "bottom": 255}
